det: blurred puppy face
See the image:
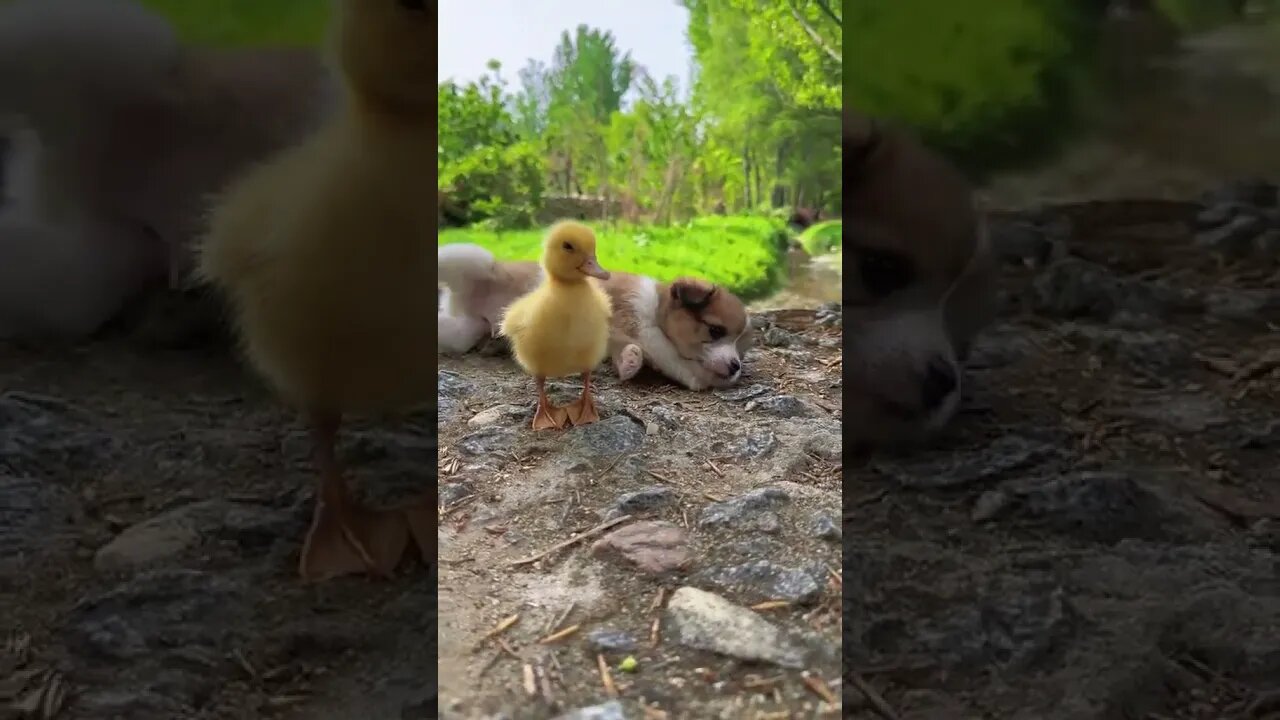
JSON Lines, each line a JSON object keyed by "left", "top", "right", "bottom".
{"left": 845, "top": 110, "right": 996, "bottom": 448}
{"left": 659, "top": 278, "right": 753, "bottom": 386}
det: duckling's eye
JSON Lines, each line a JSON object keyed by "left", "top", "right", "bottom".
{"left": 708, "top": 324, "right": 726, "bottom": 340}
{"left": 562, "top": 242, "right": 574, "bottom": 252}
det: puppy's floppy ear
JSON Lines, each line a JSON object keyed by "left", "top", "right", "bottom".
{"left": 670, "top": 278, "right": 716, "bottom": 310}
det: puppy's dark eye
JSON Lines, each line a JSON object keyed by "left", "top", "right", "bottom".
{"left": 562, "top": 242, "right": 574, "bottom": 251}
{"left": 398, "top": 0, "right": 427, "bottom": 10}
{"left": 857, "top": 247, "right": 914, "bottom": 298}
{"left": 708, "top": 325, "right": 726, "bottom": 340}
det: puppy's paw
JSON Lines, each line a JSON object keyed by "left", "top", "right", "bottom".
{"left": 615, "top": 343, "right": 643, "bottom": 381}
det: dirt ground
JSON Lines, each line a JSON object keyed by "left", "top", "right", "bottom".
{"left": 839, "top": 189, "right": 1280, "bottom": 720}
{"left": 1, "top": 184, "right": 1279, "bottom": 719}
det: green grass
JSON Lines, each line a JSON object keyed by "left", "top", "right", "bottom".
{"left": 139, "top": 0, "right": 329, "bottom": 47}
{"left": 439, "top": 216, "right": 789, "bottom": 301}
{"left": 798, "top": 220, "right": 842, "bottom": 256}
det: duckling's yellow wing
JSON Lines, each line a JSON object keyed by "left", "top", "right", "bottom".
{"left": 498, "top": 292, "right": 535, "bottom": 340}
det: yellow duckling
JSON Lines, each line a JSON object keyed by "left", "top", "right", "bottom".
{"left": 500, "top": 222, "right": 613, "bottom": 431}
{"left": 195, "top": 0, "right": 433, "bottom": 582}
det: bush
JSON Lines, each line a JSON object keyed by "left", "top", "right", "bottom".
{"left": 846, "top": 0, "right": 1106, "bottom": 175}
{"left": 798, "top": 220, "right": 842, "bottom": 256}
{"left": 439, "top": 215, "right": 788, "bottom": 301}
{"left": 139, "top": 0, "right": 328, "bottom": 46}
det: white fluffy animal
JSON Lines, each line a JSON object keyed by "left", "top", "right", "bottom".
{"left": 0, "top": 0, "right": 333, "bottom": 339}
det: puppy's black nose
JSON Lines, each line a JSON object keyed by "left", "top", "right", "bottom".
{"left": 921, "top": 359, "right": 958, "bottom": 410}
{"left": 729, "top": 359, "right": 742, "bottom": 375}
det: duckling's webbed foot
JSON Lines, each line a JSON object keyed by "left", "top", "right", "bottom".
{"left": 299, "top": 414, "right": 410, "bottom": 581}
{"left": 532, "top": 376, "right": 567, "bottom": 430}
{"left": 565, "top": 371, "right": 601, "bottom": 426}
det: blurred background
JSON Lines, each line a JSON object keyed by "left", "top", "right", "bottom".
{"left": 846, "top": 0, "right": 1280, "bottom": 207}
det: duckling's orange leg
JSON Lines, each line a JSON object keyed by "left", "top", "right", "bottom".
{"left": 299, "top": 413, "right": 410, "bottom": 582}
{"left": 532, "top": 376, "right": 567, "bottom": 431}
{"left": 565, "top": 371, "right": 601, "bottom": 426}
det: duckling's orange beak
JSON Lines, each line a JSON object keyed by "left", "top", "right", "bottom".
{"left": 579, "top": 255, "right": 610, "bottom": 280}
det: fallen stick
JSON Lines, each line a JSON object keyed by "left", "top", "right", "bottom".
{"left": 508, "top": 515, "right": 632, "bottom": 567}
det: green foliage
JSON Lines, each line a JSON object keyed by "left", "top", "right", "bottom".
{"left": 438, "top": 73, "right": 546, "bottom": 229}
{"left": 441, "top": 2, "right": 842, "bottom": 225}
{"left": 1153, "top": 0, "right": 1250, "bottom": 30}
{"left": 845, "top": 0, "right": 1104, "bottom": 174}
{"left": 798, "top": 220, "right": 842, "bottom": 256}
{"left": 438, "top": 216, "right": 788, "bottom": 301}
{"left": 138, "top": 0, "right": 327, "bottom": 46}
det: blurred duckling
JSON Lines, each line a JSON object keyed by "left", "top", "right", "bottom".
{"left": 196, "top": 0, "right": 433, "bottom": 582}
{"left": 499, "top": 222, "right": 612, "bottom": 430}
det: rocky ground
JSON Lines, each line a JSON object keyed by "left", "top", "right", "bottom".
{"left": 435, "top": 306, "right": 843, "bottom": 719}
{"left": 842, "top": 179, "right": 1280, "bottom": 720}
{"left": 1, "top": 179, "right": 1278, "bottom": 720}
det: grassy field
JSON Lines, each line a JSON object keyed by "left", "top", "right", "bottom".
{"left": 139, "top": 0, "right": 328, "bottom": 46}
{"left": 798, "top": 220, "right": 842, "bottom": 256}
{"left": 439, "top": 216, "right": 790, "bottom": 301}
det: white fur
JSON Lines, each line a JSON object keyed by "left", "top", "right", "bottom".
{"left": 0, "top": 0, "right": 331, "bottom": 340}
{"left": 437, "top": 242, "right": 497, "bottom": 319}
{"left": 628, "top": 277, "right": 718, "bottom": 391}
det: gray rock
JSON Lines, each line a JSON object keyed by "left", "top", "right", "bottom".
{"left": 873, "top": 435, "right": 1066, "bottom": 490}
{"left": 724, "top": 428, "right": 778, "bottom": 460}
{"left": 665, "top": 586, "right": 808, "bottom": 668}
{"left": 810, "top": 514, "right": 841, "bottom": 541}
{"left": 604, "top": 486, "right": 675, "bottom": 519}
{"left": 1195, "top": 213, "right": 1266, "bottom": 257}
{"left": 1115, "top": 394, "right": 1229, "bottom": 433}
{"left": 714, "top": 383, "right": 771, "bottom": 402}
{"left": 1029, "top": 258, "right": 1175, "bottom": 322}
{"left": 1201, "top": 178, "right": 1278, "bottom": 208}
{"left": 437, "top": 371, "right": 473, "bottom": 418}
{"left": 933, "top": 586, "right": 1079, "bottom": 672}
{"left": 553, "top": 701, "right": 625, "bottom": 720}
{"left": 1058, "top": 323, "right": 1190, "bottom": 372}
{"left": 466, "top": 404, "right": 529, "bottom": 428}
{"left": 696, "top": 560, "right": 827, "bottom": 604}
{"left": 1255, "top": 228, "right": 1280, "bottom": 255}
{"left": 745, "top": 394, "right": 809, "bottom": 418}
{"left": 456, "top": 426, "right": 519, "bottom": 456}
{"left": 0, "top": 391, "right": 117, "bottom": 477}
{"left": 585, "top": 629, "right": 638, "bottom": 653}
{"left": 988, "top": 472, "right": 1208, "bottom": 544}
{"left": 567, "top": 415, "right": 646, "bottom": 458}
{"left": 1193, "top": 202, "right": 1242, "bottom": 230}
{"left": 68, "top": 570, "right": 251, "bottom": 712}
{"left": 1204, "top": 288, "right": 1280, "bottom": 322}
{"left": 439, "top": 482, "right": 474, "bottom": 507}
{"left": 990, "top": 220, "right": 1057, "bottom": 266}
{"left": 0, "top": 474, "right": 79, "bottom": 584}
{"left": 965, "top": 326, "right": 1037, "bottom": 370}
{"left": 94, "top": 500, "right": 296, "bottom": 572}
{"left": 762, "top": 327, "right": 796, "bottom": 347}
{"left": 345, "top": 427, "right": 434, "bottom": 464}
{"left": 699, "top": 487, "right": 791, "bottom": 529}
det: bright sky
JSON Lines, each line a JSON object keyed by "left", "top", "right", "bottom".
{"left": 437, "top": 0, "right": 694, "bottom": 98}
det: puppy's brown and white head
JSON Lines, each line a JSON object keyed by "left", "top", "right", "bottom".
{"left": 845, "top": 109, "right": 998, "bottom": 448}
{"left": 657, "top": 277, "right": 753, "bottom": 386}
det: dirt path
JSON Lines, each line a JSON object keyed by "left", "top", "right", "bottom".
{"left": 435, "top": 308, "right": 844, "bottom": 718}
{"left": 840, "top": 186, "right": 1280, "bottom": 719}
{"left": 2, "top": 182, "right": 1279, "bottom": 719}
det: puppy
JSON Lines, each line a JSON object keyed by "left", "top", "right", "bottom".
{"left": 0, "top": 0, "right": 333, "bottom": 339}
{"left": 845, "top": 109, "right": 998, "bottom": 448}
{"left": 438, "top": 243, "right": 753, "bottom": 391}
